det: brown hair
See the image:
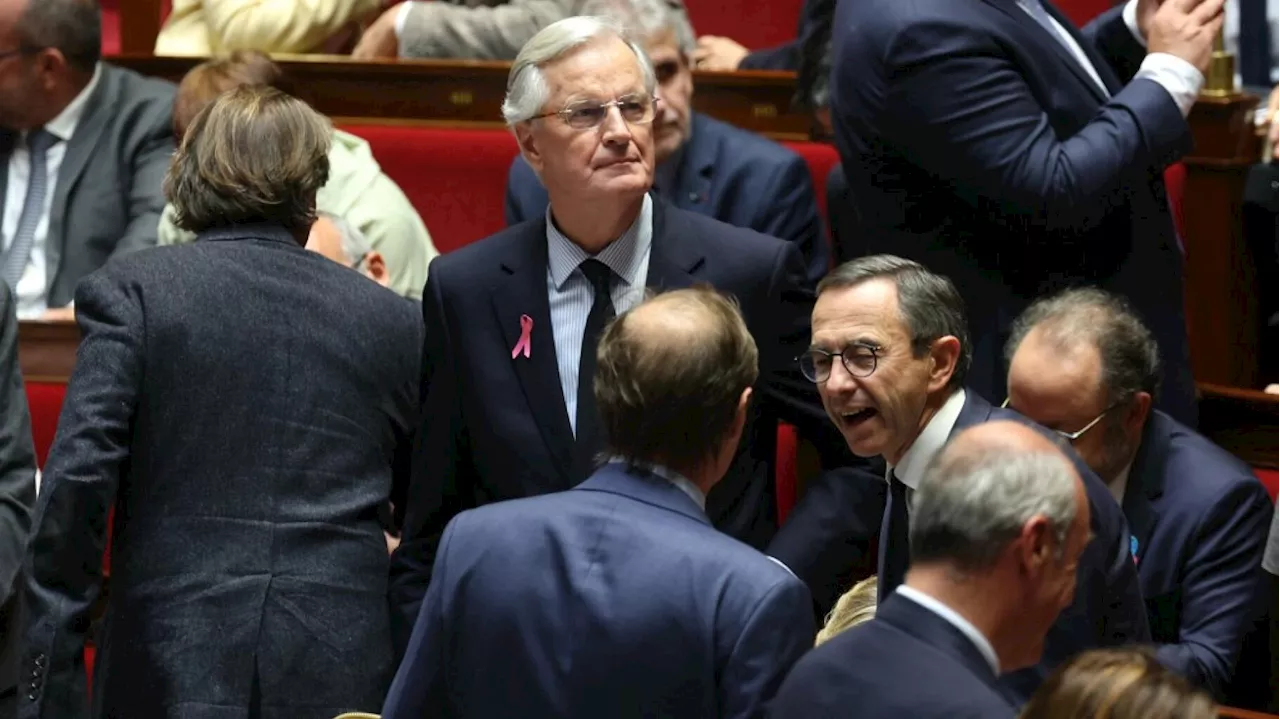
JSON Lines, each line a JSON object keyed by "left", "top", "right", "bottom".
{"left": 594, "top": 286, "right": 758, "bottom": 472}
{"left": 172, "top": 50, "right": 295, "bottom": 140}
{"left": 163, "top": 85, "right": 331, "bottom": 236}
{"left": 1019, "top": 648, "right": 1216, "bottom": 719}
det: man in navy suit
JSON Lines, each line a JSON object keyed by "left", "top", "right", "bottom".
{"left": 1004, "top": 288, "right": 1274, "bottom": 699}
{"left": 794, "top": 255, "right": 1149, "bottom": 700}
{"left": 392, "top": 16, "right": 844, "bottom": 650}
{"left": 773, "top": 421, "right": 1092, "bottom": 718}
{"left": 829, "top": 0, "right": 1228, "bottom": 427}
{"left": 384, "top": 287, "right": 815, "bottom": 719}
{"left": 504, "top": 0, "right": 827, "bottom": 287}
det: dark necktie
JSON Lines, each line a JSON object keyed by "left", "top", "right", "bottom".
{"left": 574, "top": 259, "right": 616, "bottom": 479}
{"left": 2, "top": 128, "right": 57, "bottom": 290}
{"left": 881, "top": 471, "right": 913, "bottom": 597}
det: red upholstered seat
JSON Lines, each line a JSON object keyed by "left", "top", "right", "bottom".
{"left": 782, "top": 140, "right": 841, "bottom": 226}
{"left": 1254, "top": 468, "right": 1278, "bottom": 502}
{"left": 24, "top": 382, "right": 65, "bottom": 468}
{"left": 684, "top": 0, "right": 802, "bottom": 50}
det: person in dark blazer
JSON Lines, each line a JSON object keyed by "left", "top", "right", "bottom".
{"left": 0, "top": 281, "right": 35, "bottom": 719}
{"left": 385, "top": 287, "right": 815, "bottom": 719}
{"left": 828, "top": 0, "right": 1229, "bottom": 427}
{"left": 504, "top": 0, "right": 826, "bottom": 287}
{"left": 19, "top": 86, "right": 421, "bottom": 719}
{"left": 773, "top": 421, "right": 1093, "bottom": 718}
{"left": 393, "top": 17, "right": 846, "bottom": 651}
{"left": 794, "top": 255, "right": 1149, "bottom": 701}
{"left": 1004, "top": 288, "right": 1274, "bottom": 699}
{"left": 0, "top": 0, "right": 174, "bottom": 320}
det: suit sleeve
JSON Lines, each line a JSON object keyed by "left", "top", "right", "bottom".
{"left": 1097, "top": 491, "right": 1152, "bottom": 647}
{"left": 398, "top": 0, "right": 576, "bottom": 60}
{"left": 388, "top": 262, "right": 474, "bottom": 657}
{"left": 866, "top": 14, "right": 1190, "bottom": 237}
{"left": 114, "top": 113, "right": 175, "bottom": 258}
{"left": 21, "top": 271, "right": 142, "bottom": 719}
{"left": 752, "top": 155, "right": 827, "bottom": 288}
{"left": 0, "top": 283, "right": 35, "bottom": 604}
{"left": 739, "top": 42, "right": 800, "bottom": 71}
{"left": 202, "top": 0, "right": 380, "bottom": 52}
{"left": 1154, "top": 479, "right": 1274, "bottom": 697}
{"left": 720, "top": 577, "right": 815, "bottom": 719}
{"left": 504, "top": 156, "right": 542, "bottom": 228}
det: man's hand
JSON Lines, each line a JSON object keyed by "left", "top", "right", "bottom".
{"left": 694, "top": 35, "right": 749, "bottom": 71}
{"left": 40, "top": 306, "right": 74, "bottom": 322}
{"left": 1146, "top": 0, "right": 1227, "bottom": 74}
{"left": 1135, "top": 0, "right": 1162, "bottom": 41}
{"left": 353, "top": 5, "right": 401, "bottom": 59}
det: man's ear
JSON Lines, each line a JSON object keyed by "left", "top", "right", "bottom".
{"left": 364, "top": 251, "right": 390, "bottom": 288}
{"left": 926, "top": 335, "right": 962, "bottom": 394}
{"left": 1123, "top": 391, "right": 1152, "bottom": 437}
{"left": 514, "top": 122, "right": 545, "bottom": 176}
{"left": 1018, "top": 515, "right": 1054, "bottom": 575}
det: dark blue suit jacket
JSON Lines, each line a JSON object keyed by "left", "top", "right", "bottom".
{"left": 830, "top": 0, "right": 1197, "bottom": 426}
{"left": 504, "top": 112, "right": 828, "bottom": 287}
{"left": 876, "top": 392, "right": 1150, "bottom": 701}
{"left": 770, "top": 592, "right": 1017, "bottom": 718}
{"left": 1125, "top": 410, "right": 1273, "bottom": 697}
{"left": 383, "top": 463, "right": 815, "bottom": 719}
{"left": 391, "top": 200, "right": 844, "bottom": 650}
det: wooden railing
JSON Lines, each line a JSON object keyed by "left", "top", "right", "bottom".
{"left": 1221, "top": 706, "right": 1280, "bottom": 719}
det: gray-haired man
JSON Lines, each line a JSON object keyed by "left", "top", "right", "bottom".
{"left": 307, "top": 211, "right": 393, "bottom": 290}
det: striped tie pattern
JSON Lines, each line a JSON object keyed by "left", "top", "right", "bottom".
{"left": 2, "top": 128, "right": 58, "bottom": 290}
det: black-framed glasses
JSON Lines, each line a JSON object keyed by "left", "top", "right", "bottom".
{"left": 1000, "top": 397, "right": 1126, "bottom": 442}
{"left": 796, "top": 343, "right": 881, "bottom": 383}
{"left": 530, "top": 94, "right": 659, "bottom": 130}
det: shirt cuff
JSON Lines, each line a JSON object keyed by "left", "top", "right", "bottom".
{"left": 1122, "top": 0, "right": 1146, "bottom": 47}
{"left": 394, "top": 1, "right": 413, "bottom": 40}
{"left": 1135, "top": 53, "right": 1205, "bottom": 116}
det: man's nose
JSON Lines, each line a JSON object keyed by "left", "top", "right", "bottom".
{"left": 823, "top": 357, "right": 860, "bottom": 394}
{"left": 600, "top": 105, "right": 632, "bottom": 144}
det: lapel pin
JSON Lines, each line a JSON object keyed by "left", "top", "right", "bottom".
{"left": 511, "top": 314, "right": 533, "bottom": 360}
{"left": 1130, "top": 535, "right": 1139, "bottom": 564}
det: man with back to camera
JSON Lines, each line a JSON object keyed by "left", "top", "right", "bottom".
{"left": 773, "top": 421, "right": 1093, "bottom": 718}
{"left": 784, "top": 254, "right": 1148, "bottom": 700}
{"left": 1004, "top": 288, "right": 1274, "bottom": 700}
{"left": 383, "top": 287, "right": 815, "bottom": 718}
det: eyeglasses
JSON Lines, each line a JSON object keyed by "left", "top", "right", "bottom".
{"left": 530, "top": 94, "right": 659, "bottom": 130}
{"left": 796, "top": 343, "right": 881, "bottom": 383}
{"left": 1000, "top": 397, "right": 1126, "bottom": 442}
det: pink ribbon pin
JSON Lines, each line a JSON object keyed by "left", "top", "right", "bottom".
{"left": 511, "top": 314, "right": 533, "bottom": 359}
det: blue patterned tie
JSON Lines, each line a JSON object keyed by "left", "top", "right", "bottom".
{"left": 2, "top": 128, "right": 58, "bottom": 290}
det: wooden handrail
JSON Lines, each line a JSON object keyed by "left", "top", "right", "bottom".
{"left": 1220, "top": 706, "right": 1279, "bottom": 719}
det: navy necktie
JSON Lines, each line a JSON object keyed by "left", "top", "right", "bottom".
{"left": 882, "top": 471, "right": 913, "bottom": 597}
{"left": 574, "top": 259, "right": 615, "bottom": 479}
{"left": 2, "top": 128, "right": 58, "bottom": 290}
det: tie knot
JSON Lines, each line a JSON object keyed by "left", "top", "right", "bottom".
{"left": 579, "top": 259, "right": 613, "bottom": 295}
{"left": 25, "top": 128, "right": 56, "bottom": 154}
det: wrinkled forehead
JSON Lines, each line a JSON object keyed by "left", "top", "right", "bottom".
{"left": 541, "top": 37, "right": 648, "bottom": 109}
{"left": 811, "top": 280, "right": 909, "bottom": 347}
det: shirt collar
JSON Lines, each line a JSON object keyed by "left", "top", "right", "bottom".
{"left": 1110, "top": 461, "right": 1132, "bottom": 504}
{"left": 41, "top": 63, "right": 101, "bottom": 143}
{"left": 889, "top": 388, "right": 967, "bottom": 490}
{"left": 895, "top": 585, "right": 1001, "bottom": 675}
{"left": 545, "top": 194, "right": 652, "bottom": 290}
{"left": 606, "top": 456, "right": 705, "bottom": 511}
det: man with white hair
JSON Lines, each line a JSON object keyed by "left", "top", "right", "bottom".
{"left": 504, "top": 0, "right": 827, "bottom": 286}
{"left": 774, "top": 421, "right": 1092, "bottom": 717}
{"left": 307, "top": 211, "right": 393, "bottom": 290}
{"left": 390, "top": 15, "right": 843, "bottom": 652}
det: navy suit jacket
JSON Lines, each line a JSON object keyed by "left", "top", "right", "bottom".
{"left": 770, "top": 592, "right": 1016, "bottom": 718}
{"left": 383, "top": 463, "right": 815, "bottom": 719}
{"left": 877, "top": 392, "right": 1150, "bottom": 701}
{"left": 1125, "top": 410, "right": 1273, "bottom": 697}
{"left": 391, "top": 199, "right": 845, "bottom": 651}
{"left": 504, "top": 112, "right": 828, "bottom": 287}
{"left": 830, "top": 0, "right": 1196, "bottom": 426}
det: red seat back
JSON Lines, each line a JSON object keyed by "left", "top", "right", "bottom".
{"left": 781, "top": 140, "right": 841, "bottom": 228}
{"left": 24, "top": 382, "right": 65, "bottom": 468}
{"left": 1254, "top": 468, "right": 1278, "bottom": 502}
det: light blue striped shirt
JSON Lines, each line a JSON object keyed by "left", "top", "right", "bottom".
{"left": 546, "top": 194, "right": 654, "bottom": 436}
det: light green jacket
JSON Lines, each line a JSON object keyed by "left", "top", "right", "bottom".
{"left": 158, "top": 128, "right": 437, "bottom": 299}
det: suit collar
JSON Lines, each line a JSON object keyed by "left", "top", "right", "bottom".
{"left": 195, "top": 222, "right": 304, "bottom": 246}
{"left": 952, "top": 389, "right": 998, "bottom": 435}
{"left": 644, "top": 199, "right": 706, "bottom": 288}
{"left": 668, "top": 113, "right": 716, "bottom": 210}
{"left": 979, "top": 0, "right": 1114, "bottom": 102}
{"left": 1122, "top": 410, "right": 1171, "bottom": 563}
{"left": 877, "top": 592, "right": 1010, "bottom": 698}
{"left": 575, "top": 462, "right": 710, "bottom": 526}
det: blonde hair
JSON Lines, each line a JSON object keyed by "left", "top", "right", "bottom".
{"left": 1018, "top": 648, "right": 1217, "bottom": 719}
{"left": 163, "top": 85, "right": 331, "bottom": 235}
{"left": 815, "top": 575, "right": 878, "bottom": 646}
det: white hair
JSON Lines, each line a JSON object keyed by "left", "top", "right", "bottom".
{"left": 316, "top": 210, "right": 371, "bottom": 267}
{"left": 501, "top": 15, "right": 657, "bottom": 126}
{"left": 909, "top": 442, "right": 1081, "bottom": 571}
{"left": 579, "top": 0, "right": 697, "bottom": 58}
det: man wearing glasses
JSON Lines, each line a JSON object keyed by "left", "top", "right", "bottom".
{"left": 1004, "top": 287, "right": 1273, "bottom": 703}
{"left": 390, "top": 16, "right": 842, "bottom": 653}
{"left": 799, "top": 254, "right": 1148, "bottom": 701}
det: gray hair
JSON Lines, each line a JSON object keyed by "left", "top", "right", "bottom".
{"left": 17, "top": 0, "right": 101, "bottom": 73}
{"left": 818, "top": 254, "right": 973, "bottom": 390}
{"left": 579, "top": 0, "right": 697, "bottom": 58}
{"left": 501, "top": 15, "right": 657, "bottom": 125}
{"left": 1005, "top": 288, "right": 1161, "bottom": 405}
{"left": 316, "top": 211, "right": 372, "bottom": 267}
{"left": 911, "top": 443, "right": 1080, "bottom": 571}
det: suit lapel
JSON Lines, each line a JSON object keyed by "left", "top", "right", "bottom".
{"left": 671, "top": 114, "right": 715, "bottom": 213}
{"left": 576, "top": 463, "right": 711, "bottom": 526}
{"left": 1122, "top": 411, "right": 1168, "bottom": 567}
{"left": 644, "top": 200, "right": 706, "bottom": 289}
{"left": 47, "top": 67, "right": 113, "bottom": 290}
{"left": 0, "top": 132, "right": 12, "bottom": 242}
{"left": 489, "top": 219, "right": 576, "bottom": 486}
{"left": 1043, "top": 0, "right": 1123, "bottom": 93}
{"left": 950, "top": 391, "right": 996, "bottom": 437}
{"left": 979, "top": 0, "right": 1110, "bottom": 104}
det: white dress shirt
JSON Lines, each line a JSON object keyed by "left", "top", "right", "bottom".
{"left": 3, "top": 63, "right": 101, "bottom": 319}
{"left": 887, "top": 388, "right": 968, "bottom": 515}
{"left": 896, "top": 585, "right": 1002, "bottom": 675}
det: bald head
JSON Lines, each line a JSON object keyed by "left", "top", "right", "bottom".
{"left": 947, "top": 420, "right": 1064, "bottom": 458}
